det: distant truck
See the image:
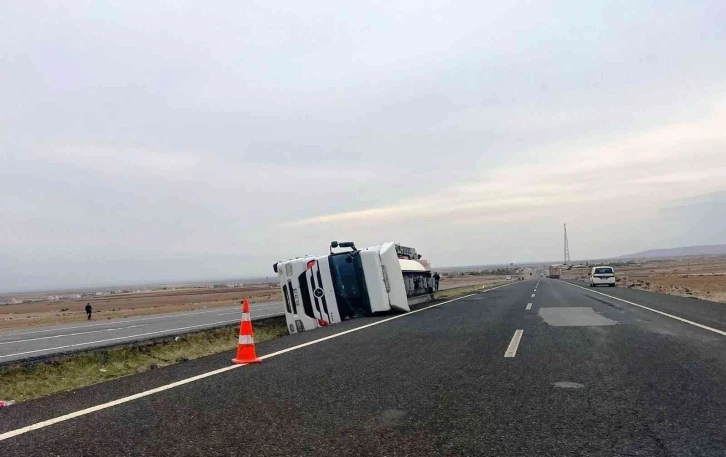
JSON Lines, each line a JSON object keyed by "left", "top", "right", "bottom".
{"left": 272, "top": 241, "right": 434, "bottom": 334}
{"left": 548, "top": 266, "right": 561, "bottom": 279}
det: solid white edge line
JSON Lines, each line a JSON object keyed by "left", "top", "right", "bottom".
{"left": 526, "top": 303, "right": 532, "bottom": 310}
{"left": 0, "top": 282, "right": 516, "bottom": 441}
{"left": 504, "top": 329, "right": 523, "bottom": 357}
{"left": 563, "top": 282, "right": 726, "bottom": 336}
{"left": 0, "top": 364, "right": 244, "bottom": 441}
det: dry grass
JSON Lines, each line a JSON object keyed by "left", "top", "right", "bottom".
{"left": 0, "top": 318, "right": 287, "bottom": 402}
{"left": 433, "top": 282, "right": 506, "bottom": 300}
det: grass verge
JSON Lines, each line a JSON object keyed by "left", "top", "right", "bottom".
{"left": 0, "top": 318, "right": 287, "bottom": 402}
{"left": 433, "top": 282, "right": 506, "bottom": 300}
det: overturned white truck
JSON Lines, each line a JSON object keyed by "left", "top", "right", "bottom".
{"left": 273, "top": 241, "right": 434, "bottom": 334}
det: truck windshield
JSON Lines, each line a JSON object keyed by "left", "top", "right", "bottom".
{"left": 328, "top": 254, "right": 370, "bottom": 319}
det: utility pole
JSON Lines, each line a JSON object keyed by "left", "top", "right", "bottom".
{"left": 564, "top": 223, "right": 571, "bottom": 265}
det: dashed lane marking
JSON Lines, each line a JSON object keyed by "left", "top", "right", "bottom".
{"left": 504, "top": 330, "right": 524, "bottom": 357}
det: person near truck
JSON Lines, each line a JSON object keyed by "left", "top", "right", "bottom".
{"left": 433, "top": 272, "right": 441, "bottom": 291}
{"left": 85, "top": 302, "right": 93, "bottom": 320}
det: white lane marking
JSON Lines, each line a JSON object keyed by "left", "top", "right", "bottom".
{"left": 564, "top": 282, "right": 726, "bottom": 337}
{"left": 0, "top": 311, "right": 284, "bottom": 360}
{"left": 0, "top": 282, "right": 516, "bottom": 441}
{"left": 0, "top": 325, "right": 148, "bottom": 345}
{"left": 0, "top": 365, "right": 243, "bottom": 441}
{"left": 504, "top": 329, "right": 524, "bottom": 357}
{"left": 526, "top": 303, "right": 532, "bottom": 310}
{"left": 531, "top": 294, "right": 535, "bottom": 298}
{"left": 0, "top": 303, "right": 285, "bottom": 338}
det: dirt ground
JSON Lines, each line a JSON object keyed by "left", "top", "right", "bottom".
{"left": 561, "top": 256, "right": 726, "bottom": 304}
{"left": 0, "top": 277, "right": 496, "bottom": 331}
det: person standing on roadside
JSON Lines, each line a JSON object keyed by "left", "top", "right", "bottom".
{"left": 85, "top": 302, "right": 93, "bottom": 320}
{"left": 433, "top": 272, "right": 441, "bottom": 291}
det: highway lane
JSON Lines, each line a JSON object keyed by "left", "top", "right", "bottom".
{"left": 2, "top": 279, "right": 726, "bottom": 456}
{"left": 0, "top": 301, "right": 285, "bottom": 364}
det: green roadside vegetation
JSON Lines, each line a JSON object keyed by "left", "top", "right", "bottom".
{"left": 0, "top": 318, "right": 287, "bottom": 402}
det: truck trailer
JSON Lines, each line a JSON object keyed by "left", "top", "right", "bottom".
{"left": 272, "top": 241, "right": 434, "bottom": 334}
{"left": 548, "top": 266, "right": 561, "bottom": 279}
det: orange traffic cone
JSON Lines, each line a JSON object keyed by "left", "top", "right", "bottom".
{"left": 231, "top": 299, "right": 262, "bottom": 364}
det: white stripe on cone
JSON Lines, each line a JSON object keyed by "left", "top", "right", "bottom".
{"left": 238, "top": 335, "right": 254, "bottom": 345}
{"left": 241, "top": 313, "right": 251, "bottom": 321}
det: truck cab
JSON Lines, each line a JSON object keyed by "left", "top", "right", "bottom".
{"left": 273, "top": 241, "right": 430, "bottom": 334}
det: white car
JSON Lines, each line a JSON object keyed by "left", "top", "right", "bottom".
{"left": 590, "top": 266, "right": 616, "bottom": 287}
{"left": 506, "top": 275, "right": 512, "bottom": 280}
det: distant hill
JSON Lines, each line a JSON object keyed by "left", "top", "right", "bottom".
{"left": 620, "top": 245, "right": 726, "bottom": 259}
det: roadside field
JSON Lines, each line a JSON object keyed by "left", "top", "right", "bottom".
{"left": 561, "top": 255, "right": 726, "bottom": 303}
{"left": 0, "top": 286, "right": 281, "bottom": 331}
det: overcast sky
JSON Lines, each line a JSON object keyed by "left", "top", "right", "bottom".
{"left": 2, "top": 1, "right": 725, "bottom": 292}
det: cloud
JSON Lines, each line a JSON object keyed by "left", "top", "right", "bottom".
{"left": 1, "top": 0, "right": 725, "bottom": 290}
{"left": 283, "top": 104, "right": 726, "bottom": 228}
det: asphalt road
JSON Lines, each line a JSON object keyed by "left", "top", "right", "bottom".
{"left": 2, "top": 279, "right": 726, "bottom": 456}
{"left": 0, "top": 301, "right": 285, "bottom": 364}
